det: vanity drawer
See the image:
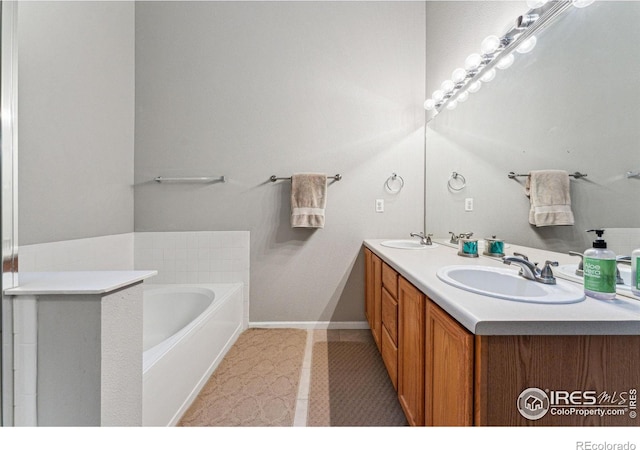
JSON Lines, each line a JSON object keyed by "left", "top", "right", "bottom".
{"left": 382, "top": 287, "right": 398, "bottom": 345}
{"left": 382, "top": 262, "right": 398, "bottom": 298}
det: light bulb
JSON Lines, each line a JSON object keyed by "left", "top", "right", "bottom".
{"left": 496, "top": 53, "right": 515, "bottom": 70}
{"left": 464, "top": 53, "right": 483, "bottom": 71}
{"left": 516, "top": 36, "right": 537, "bottom": 54}
{"left": 424, "top": 99, "right": 435, "bottom": 110}
{"left": 480, "top": 68, "right": 496, "bottom": 83}
{"left": 441, "top": 80, "right": 455, "bottom": 93}
{"left": 526, "top": 0, "right": 548, "bottom": 8}
{"left": 446, "top": 100, "right": 458, "bottom": 110}
{"left": 451, "top": 68, "right": 467, "bottom": 84}
{"left": 457, "top": 91, "right": 469, "bottom": 103}
{"left": 467, "top": 81, "right": 482, "bottom": 93}
{"left": 432, "top": 90, "right": 444, "bottom": 102}
{"left": 481, "top": 35, "right": 501, "bottom": 55}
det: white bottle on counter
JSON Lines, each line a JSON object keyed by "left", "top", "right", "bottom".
{"left": 632, "top": 246, "right": 640, "bottom": 297}
{"left": 583, "top": 229, "right": 617, "bottom": 301}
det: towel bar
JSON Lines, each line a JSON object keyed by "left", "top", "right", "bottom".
{"left": 508, "top": 171, "right": 587, "bottom": 179}
{"left": 270, "top": 174, "right": 342, "bottom": 182}
{"left": 154, "top": 176, "right": 226, "bottom": 183}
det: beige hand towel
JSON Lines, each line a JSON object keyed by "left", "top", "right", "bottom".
{"left": 525, "top": 170, "right": 575, "bottom": 227}
{"left": 291, "top": 173, "right": 327, "bottom": 228}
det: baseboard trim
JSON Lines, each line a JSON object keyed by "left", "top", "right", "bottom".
{"left": 248, "top": 321, "right": 369, "bottom": 330}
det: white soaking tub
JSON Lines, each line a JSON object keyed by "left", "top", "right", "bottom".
{"left": 142, "top": 283, "right": 244, "bottom": 426}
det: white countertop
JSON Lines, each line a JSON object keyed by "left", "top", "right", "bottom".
{"left": 364, "top": 239, "right": 640, "bottom": 335}
{"left": 4, "top": 271, "right": 158, "bottom": 296}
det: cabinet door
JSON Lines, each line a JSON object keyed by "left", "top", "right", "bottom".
{"left": 364, "top": 248, "right": 383, "bottom": 351}
{"left": 398, "top": 277, "right": 426, "bottom": 426}
{"left": 364, "top": 248, "right": 373, "bottom": 328}
{"left": 425, "top": 300, "right": 473, "bottom": 426}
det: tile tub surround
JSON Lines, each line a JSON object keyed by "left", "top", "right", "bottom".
{"left": 16, "top": 231, "right": 250, "bottom": 328}
{"left": 18, "top": 233, "right": 135, "bottom": 272}
{"left": 134, "top": 231, "right": 250, "bottom": 327}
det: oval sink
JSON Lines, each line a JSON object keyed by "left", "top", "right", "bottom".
{"left": 436, "top": 265, "right": 585, "bottom": 304}
{"left": 380, "top": 240, "right": 439, "bottom": 250}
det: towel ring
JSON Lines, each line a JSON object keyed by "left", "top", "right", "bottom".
{"left": 385, "top": 173, "right": 404, "bottom": 194}
{"left": 448, "top": 172, "right": 466, "bottom": 191}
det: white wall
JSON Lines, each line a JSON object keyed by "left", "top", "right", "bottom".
{"left": 134, "top": 2, "right": 426, "bottom": 323}
{"left": 18, "top": 1, "right": 135, "bottom": 245}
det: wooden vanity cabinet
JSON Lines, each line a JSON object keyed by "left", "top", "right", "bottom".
{"left": 364, "top": 248, "right": 382, "bottom": 351}
{"left": 365, "top": 246, "right": 640, "bottom": 427}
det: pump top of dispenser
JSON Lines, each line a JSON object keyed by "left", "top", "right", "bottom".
{"left": 586, "top": 229, "right": 607, "bottom": 249}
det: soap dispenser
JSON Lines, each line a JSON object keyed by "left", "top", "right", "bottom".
{"left": 632, "top": 245, "right": 640, "bottom": 297}
{"left": 583, "top": 229, "right": 617, "bottom": 300}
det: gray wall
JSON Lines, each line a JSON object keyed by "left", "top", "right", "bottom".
{"left": 18, "top": 1, "right": 135, "bottom": 245}
{"left": 134, "top": 2, "right": 426, "bottom": 323}
{"left": 425, "top": 1, "right": 640, "bottom": 255}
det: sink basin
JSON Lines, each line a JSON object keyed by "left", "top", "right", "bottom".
{"left": 554, "top": 264, "right": 632, "bottom": 291}
{"left": 436, "top": 265, "right": 585, "bottom": 304}
{"left": 380, "top": 240, "right": 439, "bottom": 250}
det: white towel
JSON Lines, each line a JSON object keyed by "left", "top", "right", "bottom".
{"left": 291, "top": 173, "right": 327, "bottom": 228}
{"left": 525, "top": 170, "right": 575, "bottom": 227}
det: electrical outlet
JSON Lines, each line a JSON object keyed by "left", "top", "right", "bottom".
{"left": 465, "top": 198, "right": 473, "bottom": 211}
{"left": 376, "top": 199, "right": 384, "bottom": 213}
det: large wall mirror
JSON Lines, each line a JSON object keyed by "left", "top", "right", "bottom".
{"left": 425, "top": 1, "right": 640, "bottom": 257}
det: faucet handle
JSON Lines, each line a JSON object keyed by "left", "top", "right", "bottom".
{"left": 513, "top": 252, "right": 529, "bottom": 261}
{"left": 569, "top": 251, "right": 584, "bottom": 275}
{"left": 539, "top": 261, "right": 558, "bottom": 284}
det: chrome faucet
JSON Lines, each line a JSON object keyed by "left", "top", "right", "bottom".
{"left": 448, "top": 231, "right": 472, "bottom": 244}
{"left": 502, "top": 254, "right": 558, "bottom": 285}
{"left": 410, "top": 232, "right": 432, "bottom": 246}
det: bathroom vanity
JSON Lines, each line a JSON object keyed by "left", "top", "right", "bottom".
{"left": 364, "top": 240, "right": 640, "bottom": 427}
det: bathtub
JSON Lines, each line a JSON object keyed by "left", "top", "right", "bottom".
{"left": 142, "top": 283, "right": 244, "bottom": 426}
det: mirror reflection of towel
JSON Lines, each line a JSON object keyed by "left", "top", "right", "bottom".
{"left": 291, "top": 173, "right": 327, "bottom": 228}
{"left": 525, "top": 170, "right": 575, "bottom": 227}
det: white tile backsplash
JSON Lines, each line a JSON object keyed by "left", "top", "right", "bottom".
{"left": 16, "top": 231, "right": 251, "bottom": 327}
{"left": 134, "top": 231, "right": 250, "bottom": 326}
{"left": 134, "top": 231, "right": 249, "bottom": 286}
{"left": 18, "top": 233, "right": 135, "bottom": 272}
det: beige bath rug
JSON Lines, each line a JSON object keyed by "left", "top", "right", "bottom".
{"left": 178, "top": 328, "right": 307, "bottom": 426}
{"left": 307, "top": 338, "right": 408, "bottom": 426}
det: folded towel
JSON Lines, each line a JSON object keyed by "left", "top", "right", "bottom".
{"left": 525, "top": 170, "right": 575, "bottom": 227}
{"left": 291, "top": 173, "right": 327, "bottom": 228}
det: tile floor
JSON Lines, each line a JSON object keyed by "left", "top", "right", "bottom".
{"left": 293, "top": 329, "right": 373, "bottom": 426}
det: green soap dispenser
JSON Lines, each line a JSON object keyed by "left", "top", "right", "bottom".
{"left": 583, "top": 229, "right": 617, "bottom": 300}
{"left": 632, "top": 246, "right": 640, "bottom": 297}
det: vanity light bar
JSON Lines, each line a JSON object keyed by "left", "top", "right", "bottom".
{"left": 425, "top": 0, "right": 589, "bottom": 117}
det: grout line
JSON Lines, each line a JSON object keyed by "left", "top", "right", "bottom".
{"left": 293, "top": 329, "right": 314, "bottom": 427}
